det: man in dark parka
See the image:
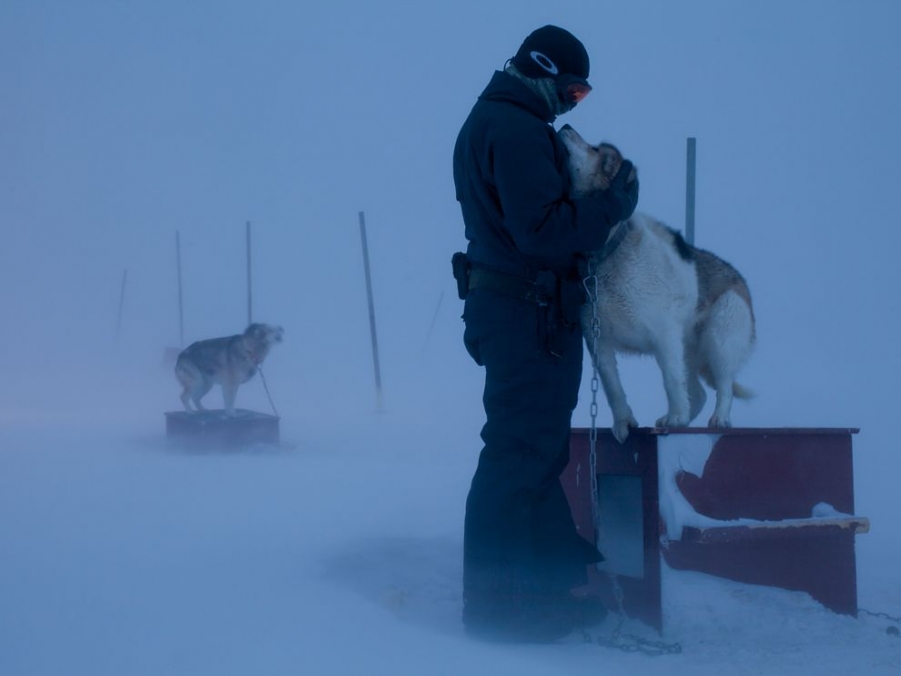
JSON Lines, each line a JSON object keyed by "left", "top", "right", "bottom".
{"left": 452, "top": 25, "right": 639, "bottom": 642}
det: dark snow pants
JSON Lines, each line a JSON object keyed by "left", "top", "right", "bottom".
{"left": 461, "top": 287, "right": 602, "bottom": 626}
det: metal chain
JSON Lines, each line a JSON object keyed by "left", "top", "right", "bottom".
{"left": 583, "top": 629, "right": 684, "bottom": 656}
{"left": 858, "top": 607, "right": 901, "bottom": 624}
{"left": 582, "top": 263, "right": 682, "bottom": 657}
{"left": 584, "top": 266, "right": 602, "bottom": 538}
{"left": 257, "top": 365, "right": 280, "bottom": 417}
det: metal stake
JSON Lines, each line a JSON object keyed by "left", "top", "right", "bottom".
{"left": 176, "top": 231, "right": 184, "bottom": 346}
{"left": 246, "top": 221, "right": 253, "bottom": 326}
{"left": 685, "top": 137, "right": 697, "bottom": 245}
{"left": 359, "top": 211, "right": 383, "bottom": 411}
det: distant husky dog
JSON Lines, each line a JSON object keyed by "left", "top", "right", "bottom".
{"left": 175, "top": 323, "right": 284, "bottom": 415}
{"left": 558, "top": 124, "right": 755, "bottom": 443}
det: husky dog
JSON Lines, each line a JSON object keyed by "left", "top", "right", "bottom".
{"left": 175, "top": 323, "right": 284, "bottom": 415}
{"left": 559, "top": 125, "right": 755, "bottom": 443}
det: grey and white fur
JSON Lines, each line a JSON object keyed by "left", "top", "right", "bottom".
{"left": 559, "top": 125, "right": 755, "bottom": 443}
{"left": 175, "top": 323, "right": 284, "bottom": 415}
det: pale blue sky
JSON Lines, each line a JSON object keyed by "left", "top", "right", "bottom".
{"left": 2, "top": 0, "right": 899, "bottom": 444}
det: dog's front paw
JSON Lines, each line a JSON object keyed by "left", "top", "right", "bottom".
{"left": 612, "top": 414, "right": 638, "bottom": 444}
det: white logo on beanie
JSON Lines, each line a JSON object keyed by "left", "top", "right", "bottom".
{"left": 529, "top": 50, "right": 559, "bottom": 76}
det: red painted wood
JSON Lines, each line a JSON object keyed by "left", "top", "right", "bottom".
{"left": 675, "top": 431, "right": 856, "bottom": 520}
{"left": 564, "top": 429, "right": 663, "bottom": 632}
{"left": 563, "top": 427, "right": 864, "bottom": 632}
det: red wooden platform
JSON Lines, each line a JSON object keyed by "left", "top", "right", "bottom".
{"left": 561, "top": 428, "right": 868, "bottom": 633}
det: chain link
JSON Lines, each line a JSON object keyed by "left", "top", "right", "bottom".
{"left": 582, "top": 628, "right": 684, "bottom": 656}
{"left": 583, "top": 265, "right": 602, "bottom": 538}
{"left": 581, "top": 263, "right": 682, "bottom": 658}
{"left": 859, "top": 608, "right": 901, "bottom": 624}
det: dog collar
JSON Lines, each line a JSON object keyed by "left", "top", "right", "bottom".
{"left": 598, "top": 220, "right": 632, "bottom": 260}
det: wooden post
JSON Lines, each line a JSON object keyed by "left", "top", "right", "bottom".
{"left": 246, "top": 221, "right": 253, "bottom": 326}
{"left": 176, "top": 231, "right": 185, "bottom": 346}
{"left": 116, "top": 269, "right": 128, "bottom": 340}
{"left": 358, "top": 211, "right": 383, "bottom": 411}
{"left": 685, "top": 137, "right": 697, "bottom": 245}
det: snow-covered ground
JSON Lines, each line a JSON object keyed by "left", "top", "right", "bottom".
{"left": 1, "top": 362, "right": 900, "bottom": 676}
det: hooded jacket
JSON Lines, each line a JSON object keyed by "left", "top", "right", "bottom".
{"left": 453, "top": 70, "right": 620, "bottom": 280}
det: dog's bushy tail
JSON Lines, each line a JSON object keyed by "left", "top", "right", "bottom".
{"left": 733, "top": 382, "right": 755, "bottom": 400}
{"left": 699, "top": 366, "right": 755, "bottom": 400}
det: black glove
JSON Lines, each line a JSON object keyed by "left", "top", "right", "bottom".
{"left": 604, "top": 160, "right": 639, "bottom": 224}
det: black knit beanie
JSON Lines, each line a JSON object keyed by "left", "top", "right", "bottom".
{"left": 511, "top": 25, "right": 590, "bottom": 82}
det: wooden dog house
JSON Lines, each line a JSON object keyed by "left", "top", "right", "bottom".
{"left": 561, "top": 428, "right": 868, "bottom": 632}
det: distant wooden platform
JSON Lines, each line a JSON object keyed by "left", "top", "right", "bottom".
{"left": 165, "top": 409, "right": 280, "bottom": 449}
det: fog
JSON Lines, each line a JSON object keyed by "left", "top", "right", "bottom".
{"left": 2, "top": 1, "right": 900, "bottom": 674}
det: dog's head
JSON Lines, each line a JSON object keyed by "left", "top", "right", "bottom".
{"left": 243, "top": 323, "right": 284, "bottom": 362}
{"left": 558, "top": 124, "right": 628, "bottom": 196}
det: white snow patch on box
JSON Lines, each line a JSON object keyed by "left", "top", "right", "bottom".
{"left": 657, "top": 433, "right": 727, "bottom": 540}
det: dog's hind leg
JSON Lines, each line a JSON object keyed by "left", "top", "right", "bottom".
{"left": 684, "top": 341, "right": 708, "bottom": 423}
{"left": 708, "top": 386, "right": 734, "bottom": 428}
{"left": 180, "top": 387, "right": 193, "bottom": 411}
{"left": 190, "top": 381, "right": 213, "bottom": 412}
{"left": 591, "top": 344, "right": 639, "bottom": 443}
{"left": 176, "top": 360, "right": 202, "bottom": 412}
{"left": 653, "top": 333, "right": 691, "bottom": 428}
{"left": 700, "top": 290, "right": 755, "bottom": 428}
{"left": 687, "top": 373, "right": 707, "bottom": 423}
